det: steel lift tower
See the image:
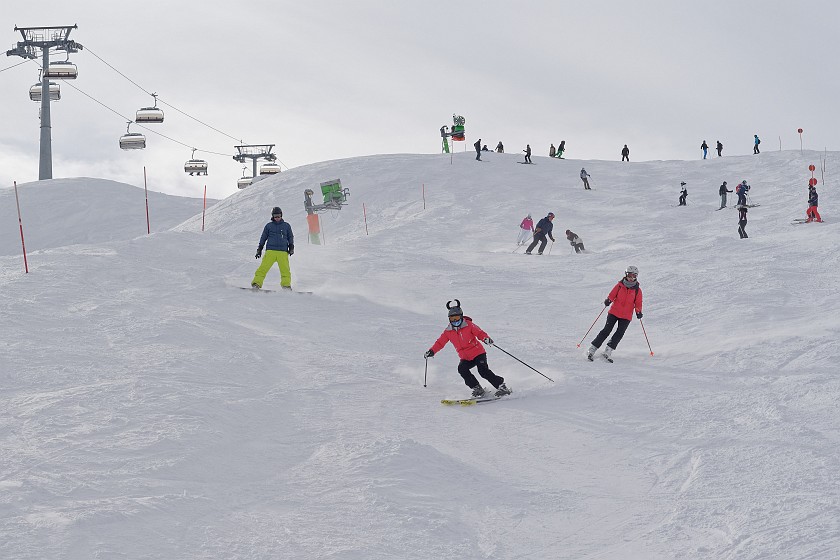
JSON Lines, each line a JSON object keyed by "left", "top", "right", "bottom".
{"left": 7, "top": 24, "right": 82, "bottom": 180}
{"left": 233, "top": 144, "right": 277, "bottom": 181}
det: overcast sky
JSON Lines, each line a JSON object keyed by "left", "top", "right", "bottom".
{"left": 2, "top": 0, "right": 839, "bottom": 198}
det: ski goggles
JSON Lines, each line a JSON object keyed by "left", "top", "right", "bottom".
{"left": 448, "top": 315, "right": 463, "bottom": 323}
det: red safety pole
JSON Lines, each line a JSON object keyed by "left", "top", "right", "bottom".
{"left": 202, "top": 185, "right": 207, "bottom": 232}
{"left": 143, "top": 166, "right": 150, "bottom": 234}
{"left": 363, "top": 202, "right": 369, "bottom": 235}
{"left": 14, "top": 181, "right": 29, "bottom": 273}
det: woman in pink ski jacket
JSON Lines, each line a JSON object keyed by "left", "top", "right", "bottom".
{"left": 424, "top": 300, "right": 511, "bottom": 398}
{"left": 517, "top": 214, "right": 534, "bottom": 245}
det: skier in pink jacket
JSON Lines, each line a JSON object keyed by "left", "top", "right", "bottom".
{"left": 517, "top": 214, "right": 534, "bottom": 245}
{"left": 424, "top": 300, "right": 512, "bottom": 398}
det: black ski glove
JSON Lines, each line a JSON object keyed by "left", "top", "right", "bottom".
{"left": 483, "top": 337, "right": 493, "bottom": 345}
{"left": 636, "top": 312, "right": 643, "bottom": 319}
{"left": 424, "top": 349, "right": 434, "bottom": 358}
{"left": 604, "top": 299, "right": 611, "bottom": 306}
{"left": 255, "top": 250, "right": 262, "bottom": 259}
{"left": 288, "top": 244, "right": 294, "bottom": 256}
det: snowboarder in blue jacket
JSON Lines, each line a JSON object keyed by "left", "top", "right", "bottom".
{"left": 252, "top": 207, "right": 294, "bottom": 290}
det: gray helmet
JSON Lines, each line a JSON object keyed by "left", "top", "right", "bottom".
{"left": 625, "top": 265, "right": 639, "bottom": 276}
{"left": 446, "top": 299, "right": 463, "bottom": 318}
{"left": 271, "top": 207, "right": 282, "bottom": 217}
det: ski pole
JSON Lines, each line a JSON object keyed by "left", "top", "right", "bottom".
{"left": 638, "top": 318, "right": 654, "bottom": 356}
{"left": 513, "top": 234, "right": 534, "bottom": 253}
{"left": 490, "top": 343, "right": 554, "bottom": 382}
{"left": 424, "top": 357, "right": 428, "bottom": 387}
{"left": 548, "top": 240, "right": 555, "bottom": 255}
{"left": 576, "top": 306, "right": 607, "bottom": 348}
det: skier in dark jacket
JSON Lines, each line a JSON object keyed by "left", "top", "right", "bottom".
{"left": 736, "top": 180, "right": 750, "bottom": 206}
{"left": 621, "top": 144, "right": 630, "bottom": 161}
{"left": 557, "top": 140, "right": 566, "bottom": 158}
{"left": 678, "top": 182, "right": 688, "bottom": 206}
{"left": 716, "top": 140, "right": 723, "bottom": 157}
{"left": 566, "top": 229, "right": 585, "bottom": 253}
{"left": 424, "top": 300, "right": 511, "bottom": 398}
{"left": 701, "top": 140, "right": 709, "bottom": 159}
{"left": 495, "top": 141, "right": 504, "bottom": 153}
{"left": 523, "top": 144, "right": 532, "bottom": 163}
{"left": 719, "top": 181, "right": 732, "bottom": 209}
{"left": 525, "top": 212, "right": 555, "bottom": 255}
{"left": 586, "top": 266, "right": 643, "bottom": 363}
{"left": 474, "top": 139, "right": 482, "bottom": 161}
{"left": 252, "top": 206, "right": 294, "bottom": 290}
{"left": 806, "top": 185, "right": 822, "bottom": 222}
{"left": 738, "top": 206, "right": 749, "bottom": 238}
{"left": 549, "top": 144, "right": 556, "bottom": 157}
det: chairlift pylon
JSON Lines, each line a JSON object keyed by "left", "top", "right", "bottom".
{"left": 135, "top": 92, "right": 164, "bottom": 123}
{"left": 119, "top": 121, "right": 146, "bottom": 150}
{"left": 184, "top": 148, "right": 208, "bottom": 176}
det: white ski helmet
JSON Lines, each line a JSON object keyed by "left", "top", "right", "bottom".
{"left": 625, "top": 265, "right": 639, "bottom": 276}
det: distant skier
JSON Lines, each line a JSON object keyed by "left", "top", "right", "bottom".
{"left": 701, "top": 140, "right": 709, "bottom": 159}
{"left": 525, "top": 212, "right": 555, "bottom": 255}
{"left": 565, "top": 229, "right": 585, "bottom": 253}
{"left": 738, "top": 205, "right": 749, "bottom": 238}
{"left": 586, "top": 266, "right": 643, "bottom": 363}
{"left": 252, "top": 206, "right": 294, "bottom": 290}
{"left": 716, "top": 140, "right": 723, "bottom": 157}
{"left": 424, "top": 300, "right": 511, "bottom": 398}
{"left": 621, "top": 144, "right": 630, "bottom": 161}
{"left": 474, "top": 138, "right": 482, "bottom": 161}
{"left": 580, "top": 168, "right": 592, "bottom": 190}
{"left": 806, "top": 185, "right": 822, "bottom": 222}
{"left": 517, "top": 214, "right": 535, "bottom": 245}
{"left": 678, "top": 182, "right": 688, "bottom": 206}
{"left": 753, "top": 134, "right": 761, "bottom": 154}
{"left": 523, "top": 144, "right": 532, "bottom": 163}
{"left": 719, "top": 181, "right": 732, "bottom": 209}
{"left": 495, "top": 141, "right": 504, "bottom": 153}
{"left": 736, "top": 180, "right": 750, "bottom": 207}
{"left": 557, "top": 140, "right": 566, "bottom": 158}
{"left": 549, "top": 144, "right": 556, "bottom": 158}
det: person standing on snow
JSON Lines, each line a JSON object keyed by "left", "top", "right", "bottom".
{"left": 753, "top": 134, "right": 761, "bottom": 154}
{"left": 736, "top": 180, "right": 750, "bottom": 207}
{"left": 580, "top": 168, "right": 592, "bottom": 190}
{"left": 738, "top": 206, "right": 749, "bottom": 238}
{"left": 252, "top": 206, "right": 294, "bottom": 290}
{"left": 621, "top": 144, "right": 630, "bottom": 161}
{"left": 549, "top": 144, "right": 556, "bottom": 158}
{"left": 523, "top": 144, "right": 532, "bottom": 163}
{"left": 474, "top": 138, "right": 482, "bottom": 161}
{"left": 586, "top": 266, "right": 643, "bottom": 363}
{"left": 566, "top": 229, "right": 585, "bottom": 253}
{"left": 525, "top": 212, "right": 556, "bottom": 255}
{"left": 517, "top": 214, "right": 535, "bottom": 245}
{"left": 716, "top": 140, "right": 723, "bottom": 157}
{"left": 701, "top": 140, "right": 709, "bottom": 159}
{"left": 424, "top": 300, "right": 511, "bottom": 398}
{"left": 678, "top": 182, "right": 688, "bottom": 206}
{"left": 495, "top": 141, "right": 504, "bottom": 153}
{"left": 806, "top": 185, "right": 822, "bottom": 223}
{"left": 719, "top": 181, "right": 733, "bottom": 209}
{"left": 557, "top": 140, "right": 566, "bottom": 158}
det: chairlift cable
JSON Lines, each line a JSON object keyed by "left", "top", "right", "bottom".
{"left": 83, "top": 45, "right": 246, "bottom": 144}
{"left": 0, "top": 59, "right": 34, "bottom": 73}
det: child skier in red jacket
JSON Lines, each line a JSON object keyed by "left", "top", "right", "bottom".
{"left": 586, "top": 266, "right": 643, "bottom": 363}
{"left": 425, "top": 300, "right": 512, "bottom": 398}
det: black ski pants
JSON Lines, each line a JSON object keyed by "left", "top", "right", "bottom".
{"left": 679, "top": 195, "right": 687, "bottom": 206}
{"left": 458, "top": 353, "right": 504, "bottom": 389}
{"left": 573, "top": 242, "right": 585, "bottom": 253}
{"left": 738, "top": 220, "right": 748, "bottom": 238}
{"left": 526, "top": 233, "right": 549, "bottom": 254}
{"left": 592, "top": 313, "right": 631, "bottom": 350}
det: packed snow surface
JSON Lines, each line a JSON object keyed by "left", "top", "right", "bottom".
{"left": 1, "top": 150, "right": 838, "bottom": 559}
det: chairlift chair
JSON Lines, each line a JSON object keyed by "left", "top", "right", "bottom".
{"left": 119, "top": 122, "right": 146, "bottom": 150}
{"left": 135, "top": 93, "right": 164, "bottom": 123}
{"left": 259, "top": 162, "right": 281, "bottom": 175}
{"left": 44, "top": 61, "right": 78, "bottom": 80}
{"left": 29, "top": 82, "right": 60, "bottom": 102}
{"left": 184, "top": 149, "right": 208, "bottom": 175}
{"left": 237, "top": 176, "right": 253, "bottom": 189}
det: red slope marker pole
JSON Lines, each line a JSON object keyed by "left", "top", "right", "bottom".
{"left": 14, "top": 181, "right": 29, "bottom": 273}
